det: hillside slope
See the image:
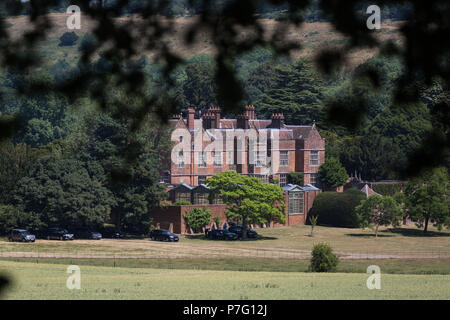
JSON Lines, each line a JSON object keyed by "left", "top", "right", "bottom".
{"left": 5, "top": 13, "right": 402, "bottom": 68}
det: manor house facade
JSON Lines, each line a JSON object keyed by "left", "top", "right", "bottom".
{"left": 161, "top": 105, "right": 325, "bottom": 187}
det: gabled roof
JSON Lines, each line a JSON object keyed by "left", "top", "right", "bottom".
{"left": 283, "top": 184, "right": 304, "bottom": 192}
{"left": 192, "top": 184, "right": 211, "bottom": 192}
{"left": 361, "top": 184, "right": 381, "bottom": 198}
{"left": 283, "top": 183, "right": 320, "bottom": 192}
{"left": 303, "top": 184, "right": 320, "bottom": 191}
{"left": 171, "top": 184, "right": 194, "bottom": 192}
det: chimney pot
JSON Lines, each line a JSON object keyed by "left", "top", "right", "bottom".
{"left": 187, "top": 107, "right": 195, "bottom": 130}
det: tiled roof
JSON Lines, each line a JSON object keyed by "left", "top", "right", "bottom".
{"left": 303, "top": 184, "right": 320, "bottom": 191}
{"left": 169, "top": 117, "right": 315, "bottom": 141}
{"left": 283, "top": 184, "right": 303, "bottom": 192}
{"left": 361, "top": 184, "right": 381, "bottom": 197}
{"left": 284, "top": 125, "right": 314, "bottom": 139}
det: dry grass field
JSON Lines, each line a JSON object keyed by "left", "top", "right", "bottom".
{"left": 5, "top": 13, "right": 403, "bottom": 68}
{"left": 0, "top": 225, "right": 449, "bottom": 260}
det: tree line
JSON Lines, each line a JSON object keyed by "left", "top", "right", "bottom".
{"left": 0, "top": 43, "right": 447, "bottom": 234}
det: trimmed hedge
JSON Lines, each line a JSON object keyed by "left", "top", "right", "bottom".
{"left": 309, "top": 189, "right": 366, "bottom": 228}
{"left": 371, "top": 183, "right": 404, "bottom": 196}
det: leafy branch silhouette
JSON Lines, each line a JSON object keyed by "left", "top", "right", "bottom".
{"left": 0, "top": 0, "right": 448, "bottom": 295}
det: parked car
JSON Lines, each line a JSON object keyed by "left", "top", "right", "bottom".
{"left": 71, "top": 229, "right": 102, "bottom": 240}
{"left": 228, "top": 225, "right": 258, "bottom": 239}
{"left": 99, "top": 226, "right": 124, "bottom": 239}
{"left": 150, "top": 229, "right": 179, "bottom": 242}
{"left": 8, "top": 229, "right": 35, "bottom": 242}
{"left": 41, "top": 228, "right": 74, "bottom": 241}
{"left": 206, "top": 229, "right": 238, "bottom": 240}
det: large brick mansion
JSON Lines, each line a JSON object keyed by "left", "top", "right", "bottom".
{"left": 161, "top": 105, "right": 325, "bottom": 187}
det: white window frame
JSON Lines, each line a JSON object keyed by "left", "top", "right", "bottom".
{"left": 279, "top": 174, "right": 287, "bottom": 187}
{"left": 310, "top": 150, "right": 319, "bottom": 166}
{"left": 288, "top": 191, "right": 304, "bottom": 215}
{"left": 280, "top": 150, "right": 289, "bottom": 167}
{"left": 254, "top": 151, "right": 265, "bottom": 167}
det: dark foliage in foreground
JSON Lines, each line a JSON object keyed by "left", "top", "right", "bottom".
{"left": 0, "top": 0, "right": 448, "bottom": 179}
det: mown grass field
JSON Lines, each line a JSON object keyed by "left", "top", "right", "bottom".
{"left": 1, "top": 257, "right": 450, "bottom": 274}
{"left": 1, "top": 261, "right": 449, "bottom": 300}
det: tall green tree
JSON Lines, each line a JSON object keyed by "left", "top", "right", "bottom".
{"left": 175, "top": 63, "right": 217, "bottom": 110}
{"left": 0, "top": 205, "right": 43, "bottom": 235}
{"left": 355, "top": 195, "right": 404, "bottom": 237}
{"left": 0, "top": 141, "right": 37, "bottom": 205}
{"left": 405, "top": 167, "right": 449, "bottom": 233}
{"left": 318, "top": 158, "right": 349, "bottom": 190}
{"left": 76, "top": 110, "right": 170, "bottom": 234}
{"left": 344, "top": 102, "right": 433, "bottom": 180}
{"left": 206, "top": 171, "right": 285, "bottom": 239}
{"left": 13, "top": 155, "right": 115, "bottom": 229}
{"left": 249, "top": 59, "right": 324, "bottom": 125}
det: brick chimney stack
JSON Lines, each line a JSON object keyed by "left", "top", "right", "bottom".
{"left": 210, "top": 106, "right": 221, "bottom": 129}
{"left": 237, "top": 113, "right": 249, "bottom": 129}
{"left": 245, "top": 105, "right": 256, "bottom": 120}
{"left": 187, "top": 107, "right": 195, "bottom": 130}
{"left": 270, "top": 113, "right": 284, "bottom": 128}
{"left": 202, "top": 107, "right": 221, "bottom": 129}
{"left": 203, "top": 112, "right": 214, "bottom": 129}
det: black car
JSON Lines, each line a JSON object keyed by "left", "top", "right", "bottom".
{"left": 228, "top": 225, "right": 258, "bottom": 239}
{"left": 150, "top": 229, "right": 179, "bottom": 242}
{"left": 71, "top": 229, "right": 102, "bottom": 240}
{"left": 41, "top": 228, "right": 74, "bottom": 240}
{"left": 99, "top": 226, "right": 124, "bottom": 239}
{"left": 8, "top": 229, "right": 35, "bottom": 242}
{"left": 206, "top": 229, "right": 238, "bottom": 240}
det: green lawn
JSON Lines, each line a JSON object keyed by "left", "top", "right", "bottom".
{"left": 1, "top": 261, "right": 449, "bottom": 300}
{"left": 2, "top": 257, "right": 450, "bottom": 275}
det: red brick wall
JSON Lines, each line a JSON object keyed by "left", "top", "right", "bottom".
{"left": 169, "top": 126, "right": 325, "bottom": 186}
{"left": 281, "top": 190, "right": 320, "bottom": 226}
{"left": 149, "top": 206, "right": 183, "bottom": 233}
{"left": 152, "top": 191, "right": 320, "bottom": 233}
{"left": 180, "top": 204, "right": 228, "bottom": 233}
{"left": 302, "top": 127, "right": 325, "bottom": 184}
{"left": 150, "top": 204, "right": 228, "bottom": 234}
